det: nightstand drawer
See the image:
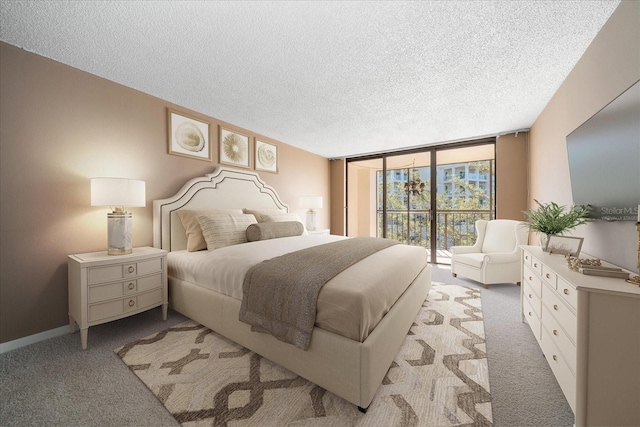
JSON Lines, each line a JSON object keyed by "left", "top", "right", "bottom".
{"left": 88, "top": 264, "right": 123, "bottom": 284}
{"left": 88, "top": 257, "right": 163, "bottom": 284}
{"left": 88, "top": 288, "right": 163, "bottom": 322}
{"left": 88, "top": 273, "right": 162, "bottom": 302}
{"left": 89, "top": 281, "right": 126, "bottom": 303}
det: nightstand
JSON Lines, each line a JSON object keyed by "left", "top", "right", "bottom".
{"left": 68, "top": 246, "right": 168, "bottom": 349}
{"left": 307, "top": 228, "right": 330, "bottom": 235}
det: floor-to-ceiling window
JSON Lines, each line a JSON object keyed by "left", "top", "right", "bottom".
{"left": 346, "top": 139, "right": 495, "bottom": 264}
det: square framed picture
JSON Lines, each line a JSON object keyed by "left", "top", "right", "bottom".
{"left": 546, "top": 235, "right": 584, "bottom": 257}
{"left": 219, "top": 127, "right": 250, "bottom": 168}
{"left": 255, "top": 140, "right": 278, "bottom": 173}
{"left": 167, "top": 110, "right": 211, "bottom": 161}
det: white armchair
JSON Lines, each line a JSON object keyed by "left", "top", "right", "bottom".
{"left": 450, "top": 219, "right": 528, "bottom": 289}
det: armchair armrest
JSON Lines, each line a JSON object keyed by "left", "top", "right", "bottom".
{"left": 450, "top": 245, "right": 481, "bottom": 255}
{"left": 483, "top": 252, "right": 520, "bottom": 264}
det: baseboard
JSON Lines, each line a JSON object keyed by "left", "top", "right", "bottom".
{"left": 0, "top": 325, "right": 70, "bottom": 354}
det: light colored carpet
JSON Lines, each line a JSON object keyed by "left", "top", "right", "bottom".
{"left": 115, "top": 283, "right": 492, "bottom": 426}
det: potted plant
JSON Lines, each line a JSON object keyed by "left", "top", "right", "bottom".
{"left": 523, "top": 200, "right": 591, "bottom": 249}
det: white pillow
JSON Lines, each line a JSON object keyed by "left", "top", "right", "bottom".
{"left": 196, "top": 213, "right": 257, "bottom": 250}
{"left": 177, "top": 209, "right": 243, "bottom": 252}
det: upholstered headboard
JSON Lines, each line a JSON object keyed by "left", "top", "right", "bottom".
{"left": 153, "top": 167, "right": 289, "bottom": 251}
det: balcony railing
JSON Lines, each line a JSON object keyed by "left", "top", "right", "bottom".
{"left": 377, "top": 209, "right": 494, "bottom": 250}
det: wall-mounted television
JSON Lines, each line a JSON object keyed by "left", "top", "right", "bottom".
{"left": 566, "top": 80, "right": 640, "bottom": 221}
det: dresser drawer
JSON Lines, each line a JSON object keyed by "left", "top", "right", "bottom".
{"left": 543, "top": 285, "right": 577, "bottom": 343}
{"left": 542, "top": 304, "right": 576, "bottom": 373}
{"left": 523, "top": 264, "right": 542, "bottom": 296}
{"left": 523, "top": 251, "right": 534, "bottom": 267}
{"left": 523, "top": 281, "right": 542, "bottom": 317}
{"left": 557, "top": 277, "right": 577, "bottom": 311}
{"left": 541, "top": 265, "right": 557, "bottom": 290}
{"left": 523, "top": 297, "right": 542, "bottom": 341}
{"left": 541, "top": 327, "right": 576, "bottom": 413}
{"left": 530, "top": 255, "right": 543, "bottom": 276}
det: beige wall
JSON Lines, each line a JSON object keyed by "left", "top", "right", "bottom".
{"left": 529, "top": 0, "right": 639, "bottom": 272}
{"left": 0, "top": 42, "right": 330, "bottom": 344}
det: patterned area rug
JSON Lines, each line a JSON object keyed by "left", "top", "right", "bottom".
{"left": 115, "top": 283, "right": 492, "bottom": 426}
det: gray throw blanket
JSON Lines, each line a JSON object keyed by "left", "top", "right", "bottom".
{"left": 238, "top": 237, "right": 399, "bottom": 350}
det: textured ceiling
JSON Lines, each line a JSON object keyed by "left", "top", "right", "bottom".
{"left": 0, "top": 1, "right": 620, "bottom": 158}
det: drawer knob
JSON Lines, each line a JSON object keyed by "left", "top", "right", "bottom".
{"left": 528, "top": 311, "right": 532, "bottom": 316}
{"left": 528, "top": 293, "right": 532, "bottom": 299}
{"left": 553, "top": 304, "right": 558, "bottom": 311}
{"left": 545, "top": 273, "right": 550, "bottom": 279}
{"left": 128, "top": 266, "right": 135, "bottom": 273}
{"left": 128, "top": 282, "right": 135, "bottom": 290}
{"left": 552, "top": 355, "right": 557, "bottom": 361}
{"left": 553, "top": 329, "right": 558, "bottom": 336}
{"left": 534, "top": 263, "right": 538, "bottom": 267}
{"left": 128, "top": 299, "right": 135, "bottom": 307}
{"left": 563, "top": 289, "right": 569, "bottom": 295}
{"left": 529, "top": 276, "right": 533, "bottom": 281}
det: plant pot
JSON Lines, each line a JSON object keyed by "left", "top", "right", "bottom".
{"left": 539, "top": 233, "right": 551, "bottom": 251}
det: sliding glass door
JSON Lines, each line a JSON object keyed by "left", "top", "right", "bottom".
{"left": 347, "top": 140, "right": 495, "bottom": 264}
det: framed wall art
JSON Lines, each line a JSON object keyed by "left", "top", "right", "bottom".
{"left": 219, "top": 127, "right": 250, "bottom": 168}
{"left": 255, "top": 140, "right": 278, "bottom": 173}
{"left": 167, "top": 109, "right": 211, "bottom": 161}
{"left": 546, "top": 235, "right": 584, "bottom": 257}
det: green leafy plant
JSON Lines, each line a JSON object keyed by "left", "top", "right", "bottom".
{"left": 523, "top": 200, "right": 591, "bottom": 235}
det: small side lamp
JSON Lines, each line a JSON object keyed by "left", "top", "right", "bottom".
{"left": 300, "top": 195, "right": 323, "bottom": 231}
{"left": 91, "top": 178, "right": 146, "bottom": 255}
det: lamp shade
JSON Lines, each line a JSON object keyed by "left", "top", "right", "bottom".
{"left": 300, "top": 196, "right": 323, "bottom": 210}
{"left": 91, "top": 178, "right": 146, "bottom": 208}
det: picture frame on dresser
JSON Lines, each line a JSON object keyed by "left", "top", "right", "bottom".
{"left": 545, "top": 235, "right": 583, "bottom": 257}
{"left": 167, "top": 109, "right": 212, "bottom": 161}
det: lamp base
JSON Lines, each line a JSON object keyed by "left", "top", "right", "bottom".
{"left": 306, "top": 209, "right": 317, "bottom": 231}
{"left": 107, "top": 212, "right": 133, "bottom": 256}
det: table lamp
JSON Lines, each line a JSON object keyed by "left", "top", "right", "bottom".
{"left": 300, "top": 196, "right": 323, "bottom": 231}
{"left": 91, "top": 178, "right": 146, "bottom": 255}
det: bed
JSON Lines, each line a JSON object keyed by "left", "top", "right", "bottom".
{"left": 152, "top": 166, "right": 432, "bottom": 411}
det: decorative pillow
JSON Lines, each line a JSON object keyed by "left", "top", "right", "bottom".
{"left": 242, "top": 208, "right": 287, "bottom": 221}
{"left": 257, "top": 212, "right": 308, "bottom": 234}
{"left": 246, "top": 221, "right": 304, "bottom": 242}
{"left": 177, "top": 209, "right": 243, "bottom": 252}
{"left": 196, "top": 213, "right": 257, "bottom": 250}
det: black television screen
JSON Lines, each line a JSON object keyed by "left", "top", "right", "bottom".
{"left": 566, "top": 80, "right": 640, "bottom": 221}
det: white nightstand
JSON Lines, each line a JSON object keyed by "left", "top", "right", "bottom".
{"left": 307, "top": 228, "right": 330, "bottom": 235}
{"left": 68, "top": 246, "right": 168, "bottom": 349}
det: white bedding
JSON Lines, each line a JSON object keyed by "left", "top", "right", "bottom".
{"left": 167, "top": 235, "right": 428, "bottom": 342}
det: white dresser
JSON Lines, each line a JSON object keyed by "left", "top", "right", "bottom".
{"left": 68, "top": 246, "right": 168, "bottom": 349}
{"left": 521, "top": 246, "right": 640, "bottom": 426}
